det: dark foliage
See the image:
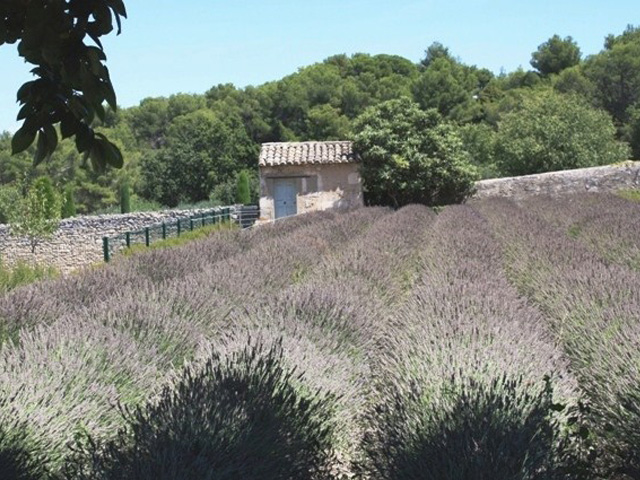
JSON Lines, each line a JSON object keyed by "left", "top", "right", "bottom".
{"left": 0, "top": 394, "right": 50, "bottom": 480}
{"left": 2, "top": 0, "right": 126, "bottom": 169}
{"left": 64, "top": 339, "right": 335, "bottom": 480}
{"left": 362, "top": 376, "right": 566, "bottom": 480}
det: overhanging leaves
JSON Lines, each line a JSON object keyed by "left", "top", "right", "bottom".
{"left": 4, "top": 0, "right": 127, "bottom": 169}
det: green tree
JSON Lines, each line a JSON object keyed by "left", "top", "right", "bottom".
{"left": 495, "top": 91, "right": 630, "bottom": 176}
{"left": 139, "top": 109, "right": 252, "bottom": 207}
{"left": 235, "top": 170, "right": 251, "bottom": 205}
{"left": 625, "top": 105, "right": 640, "bottom": 160}
{"left": 458, "top": 123, "right": 500, "bottom": 179}
{"left": 126, "top": 97, "right": 170, "bottom": 148}
{"left": 584, "top": 25, "right": 640, "bottom": 125}
{"left": 0, "top": 184, "right": 19, "bottom": 224}
{"left": 530, "top": 35, "right": 581, "bottom": 76}
{"left": 552, "top": 65, "right": 596, "bottom": 99}
{"left": 413, "top": 55, "right": 489, "bottom": 122}
{"left": 352, "top": 97, "right": 478, "bottom": 207}
{"left": 119, "top": 179, "right": 131, "bottom": 213}
{"left": 61, "top": 184, "right": 76, "bottom": 218}
{"left": 420, "top": 41, "right": 453, "bottom": 68}
{"left": 1, "top": 0, "right": 126, "bottom": 169}
{"left": 7, "top": 177, "right": 62, "bottom": 253}
{"left": 305, "top": 104, "right": 351, "bottom": 140}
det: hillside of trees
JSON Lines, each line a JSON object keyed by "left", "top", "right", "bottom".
{"left": 1, "top": 26, "right": 638, "bottom": 214}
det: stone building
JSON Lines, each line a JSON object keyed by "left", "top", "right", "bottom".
{"left": 258, "top": 141, "right": 363, "bottom": 221}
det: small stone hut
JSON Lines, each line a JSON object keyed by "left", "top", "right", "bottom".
{"left": 258, "top": 141, "right": 363, "bottom": 221}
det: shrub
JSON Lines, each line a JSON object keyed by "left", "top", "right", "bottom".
{"left": 362, "top": 376, "right": 567, "bottom": 480}
{"left": 119, "top": 180, "right": 131, "bottom": 214}
{"left": 495, "top": 90, "right": 629, "bottom": 176}
{"left": 0, "top": 405, "right": 49, "bottom": 480}
{"left": 0, "top": 260, "right": 58, "bottom": 294}
{"left": 121, "top": 222, "right": 236, "bottom": 256}
{"left": 617, "top": 188, "right": 640, "bottom": 202}
{"left": 64, "top": 339, "right": 335, "bottom": 480}
{"left": 235, "top": 170, "right": 251, "bottom": 205}
{"left": 352, "top": 97, "right": 478, "bottom": 207}
{"left": 475, "top": 197, "right": 640, "bottom": 477}
{"left": 60, "top": 185, "right": 76, "bottom": 218}
{"left": 7, "top": 176, "right": 62, "bottom": 253}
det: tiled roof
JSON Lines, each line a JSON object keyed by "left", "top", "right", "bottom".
{"left": 259, "top": 141, "right": 356, "bottom": 167}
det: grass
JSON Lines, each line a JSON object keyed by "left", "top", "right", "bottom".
{"left": 0, "top": 259, "right": 58, "bottom": 294}
{"left": 616, "top": 188, "right": 640, "bottom": 202}
{"left": 121, "top": 222, "right": 237, "bottom": 256}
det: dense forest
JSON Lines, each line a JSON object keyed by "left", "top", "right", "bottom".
{"left": 1, "top": 25, "right": 638, "bottom": 215}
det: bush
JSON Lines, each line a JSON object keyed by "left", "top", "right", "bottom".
{"left": 0, "top": 393, "right": 52, "bottom": 480}
{"left": 617, "top": 188, "right": 640, "bottom": 202}
{"left": 119, "top": 180, "right": 131, "bottom": 214}
{"left": 6, "top": 176, "right": 62, "bottom": 253}
{"left": 64, "top": 339, "right": 335, "bottom": 480}
{"left": 61, "top": 185, "right": 76, "bottom": 218}
{"left": 361, "top": 376, "right": 568, "bottom": 480}
{"left": 121, "top": 222, "right": 236, "bottom": 256}
{"left": 0, "top": 419, "right": 49, "bottom": 480}
{"left": 235, "top": 170, "right": 251, "bottom": 204}
{"left": 353, "top": 97, "right": 478, "bottom": 207}
{"left": 495, "top": 90, "right": 629, "bottom": 176}
{"left": 0, "top": 260, "right": 59, "bottom": 294}
{"left": 0, "top": 185, "right": 19, "bottom": 224}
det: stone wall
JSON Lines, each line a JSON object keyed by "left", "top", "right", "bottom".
{"left": 474, "top": 161, "right": 640, "bottom": 201}
{"left": 0, "top": 207, "right": 222, "bottom": 274}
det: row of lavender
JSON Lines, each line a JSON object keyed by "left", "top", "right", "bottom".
{"left": 476, "top": 196, "right": 640, "bottom": 478}
{"left": 0, "top": 192, "right": 638, "bottom": 479}
{"left": 0, "top": 207, "right": 391, "bottom": 478}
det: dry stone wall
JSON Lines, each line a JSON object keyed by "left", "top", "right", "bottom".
{"left": 0, "top": 208, "right": 221, "bottom": 274}
{"left": 474, "top": 161, "right": 640, "bottom": 201}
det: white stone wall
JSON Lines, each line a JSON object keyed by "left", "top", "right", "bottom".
{"left": 0, "top": 208, "right": 222, "bottom": 274}
{"left": 473, "top": 161, "right": 640, "bottom": 201}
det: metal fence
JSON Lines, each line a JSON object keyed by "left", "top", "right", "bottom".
{"left": 102, "top": 205, "right": 260, "bottom": 262}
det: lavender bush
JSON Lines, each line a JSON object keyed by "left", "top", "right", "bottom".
{"left": 0, "top": 196, "right": 637, "bottom": 478}
{"left": 64, "top": 338, "right": 336, "bottom": 480}
{"left": 359, "top": 205, "right": 578, "bottom": 479}
{"left": 476, "top": 197, "right": 640, "bottom": 478}
{"left": 521, "top": 192, "right": 640, "bottom": 270}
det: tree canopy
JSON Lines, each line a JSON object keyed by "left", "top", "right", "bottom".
{"left": 0, "top": 25, "right": 637, "bottom": 215}
{"left": 530, "top": 35, "right": 581, "bottom": 76}
{"left": 353, "top": 97, "right": 478, "bottom": 207}
{"left": 1, "top": 0, "right": 126, "bottom": 169}
{"left": 495, "top": 91, "right": 629, "bottom": 176}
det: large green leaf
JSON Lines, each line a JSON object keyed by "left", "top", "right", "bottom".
{"left": 11, "top": 126, "right": 37, "bottom": 154}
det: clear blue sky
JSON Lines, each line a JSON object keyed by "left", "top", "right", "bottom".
{"left": 0, "top": 0, "right": 637, "bottom": 132}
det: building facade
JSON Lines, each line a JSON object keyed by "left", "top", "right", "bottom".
{"left": 258, "top": 141, "right": 363, "bottom": 221}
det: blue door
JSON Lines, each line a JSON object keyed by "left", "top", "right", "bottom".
{"left": 274, "top": 179, "right": 297, "bottom": 219}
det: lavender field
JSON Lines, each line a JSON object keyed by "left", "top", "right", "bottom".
{"left": 0, "top": 192, "right": 639, "bottom": 479}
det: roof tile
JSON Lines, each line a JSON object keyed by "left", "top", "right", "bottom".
{"left": 259, "top": 141, "right": 356, "bottom": 167}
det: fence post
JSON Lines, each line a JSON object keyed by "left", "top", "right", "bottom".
{"left": 190, "top": 217, "right": 194, "bottom": 231}
{"left": 125, "top": 232, "right": 131, "bottom": 248}
{"left": 201, "top": 214, "right": 206, "bottom": 227}
{"left": 145, "top": 227, "right": 150, "bottom": 247}
{"left": 162, "top": 222, "right": 167, "bottom": 239}
{"left": 177, "top": 219, "right": 181, "bottom": 236}
{"left": 103, "top": 237, "right": 110, "bottom": 262}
